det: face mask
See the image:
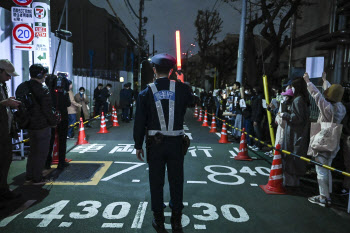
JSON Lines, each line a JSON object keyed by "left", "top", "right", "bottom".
{"left": 229, "top": 87, "right": 233, "bottom": 90}
{"left": 231, "top": 91, "right": 234, "bottom": 95}
{"left": 292, "top": 87, "right": 295, "bottom": 93}
{"left": 107, "top": 87, "right": 110, "bottom": 90}
{"left": 80, "top": 91, "right": 84, "bottom": 95}
{"left": 245, "top": 91, "right": 249, "bottom": 94}
{"left": 283, "top": 96, "right": 288, "bottom": 101}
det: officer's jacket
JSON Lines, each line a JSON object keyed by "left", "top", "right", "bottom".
{"left": 133, "top": 77, "right": 194, "bottom": 149}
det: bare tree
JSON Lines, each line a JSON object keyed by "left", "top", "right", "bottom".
{"left": 222, "top": 0, "right": 314, "bottom": 85}
{"left": 194, "top": 9, "right": 223, "bottom": 77}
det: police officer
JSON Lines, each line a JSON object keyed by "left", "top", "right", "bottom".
{"left": 134, "top": 54, "right": 193, "bottom": 233}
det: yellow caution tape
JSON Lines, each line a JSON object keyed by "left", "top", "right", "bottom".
{"left": 204, "top": 111, "right": 350, "bottom": 177}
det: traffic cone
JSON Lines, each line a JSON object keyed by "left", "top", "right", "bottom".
{"left": 218, "top": 120, "right": 230, "bottom": 144}
{"left": 112, "top": 110, "right": 120, "bottom": 127}
{"left": 197, "top": 109, "right": 203, "bottom": 122}
{"left": 235, "top": 128, "right": 253, "bottom": 161}
{"left": 76, "top": 117, "right": 89, "bottom": 145}
{"left": 97, "top": 112, "right": 110, "bottom": 133}
{"left": 52, "top": 129, "right": 59, "bottom": 165}
{"left": 202, "top": 110, "right": 209, "bottom": 127}
{"left": 209, "top": 114, "right": 217, "bottom": 133}
{"left": 259, "top": 144, "right": 286, "bottom": 195}
{"left": 194, "top": 105, "right": 198, "bottom": 118}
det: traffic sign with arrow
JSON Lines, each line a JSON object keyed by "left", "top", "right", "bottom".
{"left": 37, "top": 53, "right": 46, "bottom": 61}
{"left": 13, "top": 44, "right": 34, "bottom": 51}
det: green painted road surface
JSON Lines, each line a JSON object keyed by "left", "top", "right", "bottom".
{"left": 1, "top": 110, "right": 350, "bottom": 233}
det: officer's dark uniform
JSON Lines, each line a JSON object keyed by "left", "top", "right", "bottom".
{"left": 133, "top": 54, "right": 193, "bottom": 232}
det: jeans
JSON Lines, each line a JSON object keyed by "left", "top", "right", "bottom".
{"left": 243, "top": 118, "right": 253, "bottom": 146}
{"left": 316, "top": 154, "right": 337, "bottom": 199}
{"left": 233, "top": 114, "right": 242, "bottom": 138}
{"left": 67, "top": 114, "right": 76, "bottom": 138}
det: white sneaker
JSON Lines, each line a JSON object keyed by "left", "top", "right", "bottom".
{"left": 105, "top": 119, "right": 109, "bottom": 122}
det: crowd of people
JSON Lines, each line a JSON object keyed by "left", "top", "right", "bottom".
{"left": 0, "top": 59, "right": 136, "bottom": 200}
{"left": 197, "top": 72, "right": 350, "bottom": 207}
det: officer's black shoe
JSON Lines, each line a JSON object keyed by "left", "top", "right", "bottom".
{"left": 152, "top": 212, "right": 168, "bottom": 233}
{"left": 171, "top": 211, "right": 183, "bottom": 232}
{"left": 57, "top": 161, "right": 70, "bottom": 170}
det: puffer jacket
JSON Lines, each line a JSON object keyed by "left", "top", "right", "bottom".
{"left": 27, "top": 79, "right": 57, "bottom": 129}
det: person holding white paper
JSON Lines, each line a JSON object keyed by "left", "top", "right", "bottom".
{"left": 304, "top": 72, "right": 346, "bottom": 207}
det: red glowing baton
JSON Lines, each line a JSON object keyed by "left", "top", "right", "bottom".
{"left": 175, "top": 30, "right": 184, "bottom": 82}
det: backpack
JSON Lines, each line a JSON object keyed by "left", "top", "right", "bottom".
{"left": 14, "top": 81, "right": 36, "bottom": 129}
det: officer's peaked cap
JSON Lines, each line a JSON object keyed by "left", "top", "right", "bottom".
{"left": 151, "top": 53, "right": 176, "bottom": 68}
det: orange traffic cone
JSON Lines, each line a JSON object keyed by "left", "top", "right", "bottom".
{"left": 235, "top": 128, "right": 252, "bottom": 161}
{"left": 52, "top": 129, "right": 72, "bottom": 165}
{"left": 218, "top": 120, "right": 230, "bottom": 144}
{"left": 97, "top": 112, "right": 110, "bottom": 134}
{"left": 197, "top": 109, "right": 203, "bottom": 122}
{"left": 259, "top": 144, "right": 286, "bottom": 195}
{"left": 194, "top": 105, "right": 198, "bottom": 118}
{"left": 209, "top": 114, "right": 217, "bottom": 133}
{"left": 76, "top": 117, "right": 89, "bottom": 145}
{"left": 52, "top": 129, "right": 59, "bottom": 165}
{"left": 113, "top": 110, "right": 120, "bottom": 127}
{"left": 202, "top": 110, "right": 209, "bottom": 127}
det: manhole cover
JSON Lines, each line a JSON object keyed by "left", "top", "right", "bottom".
{"left": 54, "top": 163, "right": 102, "bottom": 183}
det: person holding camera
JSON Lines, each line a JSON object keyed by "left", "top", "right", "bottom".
{"left": 17, "top": 64, "right": 57, "bottom": 185}
{"left": 0, "top": 59, "right": 22, "bottom": 200}
{"left": 45, "top": 74, "right": 71, "bottom": 170}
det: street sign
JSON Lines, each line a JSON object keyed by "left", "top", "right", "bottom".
{"left": 12, "top": 24, "right": 34, "bottom": 44}
{"left": 12, "top": 0, "right": 33, "bottom": 6}
{"left": 33, "top": 5, "right": 46, "bottom": 19}
{"left": 13, "top": 44, "right": 34, "bottom": 51}
{"left": 11, "top": 7, "right": 34, "bottom": 23}
{"left": 34, "top": 22, "right": 47, "bottom": 37}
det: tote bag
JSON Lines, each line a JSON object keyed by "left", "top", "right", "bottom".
{"left": 308, "top": 109, "right": 343, "bottom": 155}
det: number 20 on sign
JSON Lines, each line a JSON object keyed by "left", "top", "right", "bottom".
{"left": 12, "top": 24, "right": 34, "bottom": 44}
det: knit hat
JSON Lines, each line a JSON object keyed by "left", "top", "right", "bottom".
{"left": 281, "top": 88, "right": 294, "bottom": 97}
{"left": 324, "top": 84, "right": 344, "bottom": 103}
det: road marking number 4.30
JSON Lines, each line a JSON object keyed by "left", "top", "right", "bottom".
{"left": 11, "top": 200, "right": 249, "bottom": 229}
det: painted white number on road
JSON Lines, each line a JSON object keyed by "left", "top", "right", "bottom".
{"left": 192, "top": 203, "right": 219, "bottom": 221}
{"left": 255, "top": 167, "right": 270, "bottom": 176}
{"left": 221, "top": 204, "right": 249, "bottom": 223}
{"left": 103, "top": 202, "right": 131, "bottom": 220}
{"left": 101, "top": 162, "right": 145, "bottom": 181}
{"left": 205, "top": 165, "right": 245, "bottom": 185}
{"left": 164, "top": 212, "right": 190, "bottom": 230}
{"left": 239, "top": 166, "right": 257, "bottom": 176}
{"left": 69, "top": 201, "right": 102, "bottom": 219}
{"left": 25, "top": 200, "right": 70, "bottom": 227}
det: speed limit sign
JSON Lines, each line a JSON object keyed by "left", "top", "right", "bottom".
{"left": 12, "top": 24, "right": 34, "bottom": 44}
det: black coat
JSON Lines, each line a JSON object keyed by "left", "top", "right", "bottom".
{"left": 17, "top": 80, "right": 57, "bottom": 130}
{"left": 0, "top": 83, "right": 11, "bottom": 140}
{"left": 120, "top": 88, "right": 132, "bottom": 108}
{"left": 100, "top": 87, "right": 111, "bottom": 103}
{"left": 251, "top": 94, "right": 263, "bottom": 123}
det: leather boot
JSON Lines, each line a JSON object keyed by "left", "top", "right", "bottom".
{"left": 152, "top": 211, "right": 168, "bottom": 233}
{"left": 171, "top": 211, "right": 183, "bottom": 232}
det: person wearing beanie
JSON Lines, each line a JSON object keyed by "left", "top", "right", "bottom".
{"left": 304, "top": 72, "right": 347, "bottom": 207}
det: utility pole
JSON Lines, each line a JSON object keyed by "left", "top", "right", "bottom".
{"left": 138, "top": 0, "right": 144, "bottom": 92}
{"left": 235, "top": 0, "right": 247, "bottom": 84}
{"left": 153, "top": 34, "right": 155, "bottom": 56}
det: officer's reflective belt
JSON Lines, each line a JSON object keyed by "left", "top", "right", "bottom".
{"left": 148, "top": 130, "right": 185, "bottom": 136}
{"left": 149, "top": 81, "right": 179, "bottom": 136}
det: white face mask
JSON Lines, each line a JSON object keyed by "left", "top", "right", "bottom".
{"left": 231, "top": 91, "right": 234, "bottom": 95}
{"left": 245, "top": 90, "right": 249, "bottom": 94}
{"left": 283, "top": 96, "right": 288, "bottom": 101}
{"left": 107, "top": 87, "right": 110, "bottom": 90}
{"left": 80, "top": 91, "right": 84, "bottom": 95}
{"left": 292, "top": 87, "right": 295, "bottom": 93}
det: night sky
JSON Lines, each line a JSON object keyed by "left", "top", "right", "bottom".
{"left": 90, "top": 0, "right": 242, "bottom": 58}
